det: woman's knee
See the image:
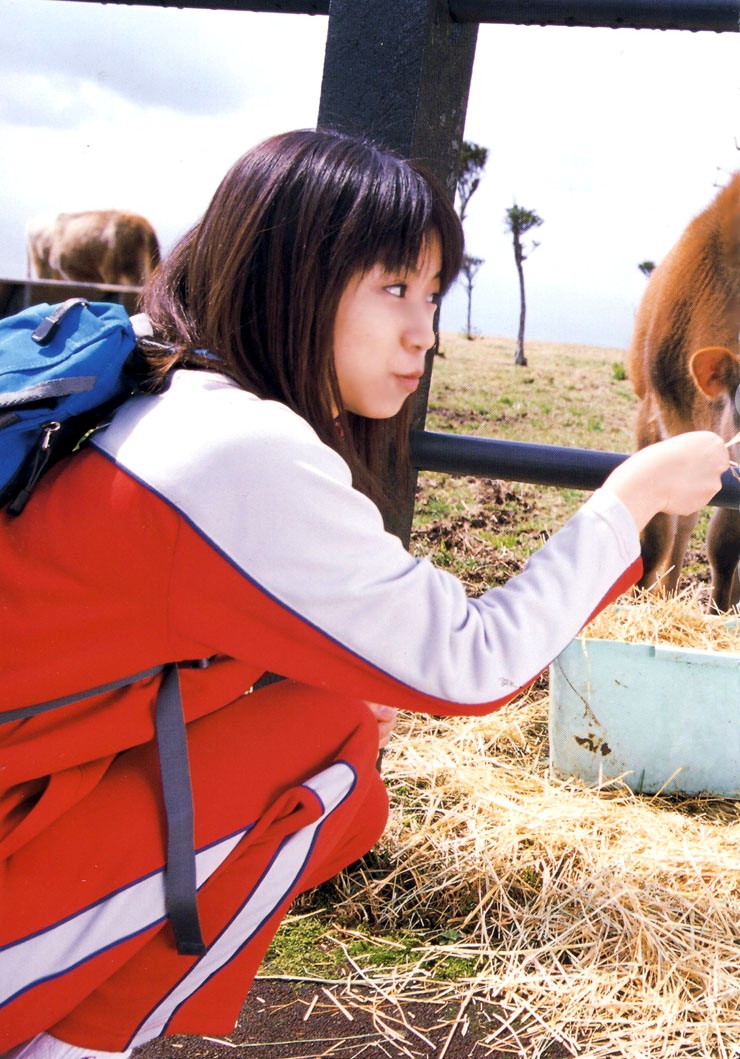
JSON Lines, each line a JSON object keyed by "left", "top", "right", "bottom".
{"left": 178, "top": 682, "right": 382, "bottom": 832}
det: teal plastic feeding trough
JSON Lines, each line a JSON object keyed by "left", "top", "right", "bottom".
{"left": 549, "top": 637, "right": 740, "bottom": 798}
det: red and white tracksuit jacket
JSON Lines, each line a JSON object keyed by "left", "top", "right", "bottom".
{"left": 0, "top": 369, "right": 642, "bottom": 1050}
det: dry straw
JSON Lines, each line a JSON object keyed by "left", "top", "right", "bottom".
{"left": 311, "top": 590, "right": 740, "bottom": 1058}
{"left": 584, "top": 584, "right": 740, "bottom": 653}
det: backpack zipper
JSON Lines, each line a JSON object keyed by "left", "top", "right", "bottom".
{"left": 7, "top": 420, "right": 62, "bottom": 515}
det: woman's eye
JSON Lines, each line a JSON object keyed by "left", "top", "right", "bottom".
{"left": 427, "top": 292, "right": 441, "bottom": 306}
{"left": 385, "top": 283, "right": 406, "bottom": 298}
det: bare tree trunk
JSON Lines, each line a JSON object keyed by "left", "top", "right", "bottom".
{"left": 466, "top": 278, "right": 473, "bottom": 340}
{"left": 514, "top": 255, "right": 528, "bottom": 366}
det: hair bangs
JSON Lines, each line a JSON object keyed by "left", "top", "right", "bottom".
{"left": 336, "top": 151, "right": 463, "bottom": 292}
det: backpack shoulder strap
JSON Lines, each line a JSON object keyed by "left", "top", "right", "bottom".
{"left": 155, "top": 663, "right": 206, "bottom": 956}
{"left": 2, "top": 659, "right": 210, "bottom": 956}
{"left": 0, "top": 664, "right": 167, "bottom": 723}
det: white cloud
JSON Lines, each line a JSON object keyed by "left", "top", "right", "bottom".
{"left": 0, "top": 71, "right": 97, "bottom": 129}
{"left": 1, "top": 0, "right": 327, "bottom": 116}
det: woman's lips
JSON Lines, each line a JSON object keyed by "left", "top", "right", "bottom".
{"left": 395, "top": 373, "right": 422, "bottom": 393}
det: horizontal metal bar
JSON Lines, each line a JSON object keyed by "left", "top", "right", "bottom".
{"left": 43, "top": 0, "right": 740, "bottom": 27}
{"left": 42, "top": 0, "right": 331, "bottom": 11}
{"left": 411, "top": 430, "right": 740, "bottom": 509}
{"left": 448, "top": 0, "right": 740, "bottom": 30}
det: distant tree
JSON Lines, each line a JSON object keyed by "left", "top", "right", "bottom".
{"left": 505, "top": 203, "right": 543, "bottom": 367}
{"left": 638, "top": 260, "right": 656, "bottom": 278}
{"left": 456, "top": 141, "right": 489, "bottom": 225}
{"left": 455, "top": 142, "right": 488, "bottom": 340}
{"left": 460, "top": 254, "right": 484, "bottom": 340}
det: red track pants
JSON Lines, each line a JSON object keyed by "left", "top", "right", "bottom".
{"left": 0, "top": 682, "right": 388, "bottom": 1051}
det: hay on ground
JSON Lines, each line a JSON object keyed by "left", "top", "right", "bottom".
{"left": 320, "top": 592, "right": 740, "bottom": 1058}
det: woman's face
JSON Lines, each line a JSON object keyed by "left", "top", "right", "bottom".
{"left": 333, "top": 236, "right": 442, "bottom": 419}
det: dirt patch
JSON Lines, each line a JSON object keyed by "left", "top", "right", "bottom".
{"left": 410, "top": 478, "right": 537, "bottom": 591}
{"left": 136, "top": 978, "right": 574, "bottom": 1058}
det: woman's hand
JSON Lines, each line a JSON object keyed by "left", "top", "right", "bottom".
{"left": 365, "top": 702, "right": 398, "bottom": 748}
{"left": 602, "top": 431, "right": 729, "bottom": 531}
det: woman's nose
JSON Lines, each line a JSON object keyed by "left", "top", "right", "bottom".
{"left": 404, "top": 303, "right": 437, "bottom": 352}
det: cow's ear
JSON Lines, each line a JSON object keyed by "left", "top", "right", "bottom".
{"left": 689, "top": 346, "right": 738, "bottom": 397}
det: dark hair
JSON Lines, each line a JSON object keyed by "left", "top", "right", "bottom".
{"left": 141, "top": 128, "right": 463, "bottom": 504}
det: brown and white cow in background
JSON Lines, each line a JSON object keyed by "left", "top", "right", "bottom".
{"left": 26, "top": 209, "right": 160, "bottom": 287}
{"left": 628, "top": 172, "right": 740, "bottom": 611}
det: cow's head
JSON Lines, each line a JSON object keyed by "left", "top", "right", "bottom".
{"left": 689, "top": 345, "right": 740, "bottom": 433}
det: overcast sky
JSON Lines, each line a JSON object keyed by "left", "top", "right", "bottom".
{"left": 1, "top": 0, "right": 738, "bottom": 350}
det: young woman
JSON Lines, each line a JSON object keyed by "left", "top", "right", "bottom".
{"left": 0, "top": 128, "right": 727, "bottom": 1059}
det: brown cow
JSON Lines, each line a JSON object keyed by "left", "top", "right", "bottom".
{"left": 26, "top": 209, "right": 160, "bottom": 287}
{"left": 628, "top": 172, "right": 740, "bottom": 610}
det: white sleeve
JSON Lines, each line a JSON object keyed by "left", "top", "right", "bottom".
{"left": 97, "top": 371, "right": 641, "bottom": 707}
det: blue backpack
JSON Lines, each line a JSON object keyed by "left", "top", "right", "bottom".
{"left": 0, "top": 297, "right": 148, "bottom": 515}
{"left": 0, "top": 298, "right": 207, "bottom": 956}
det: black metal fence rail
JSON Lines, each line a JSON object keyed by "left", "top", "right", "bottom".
{"left": 449, "top": 0, "right": 740, "bottom": 30}
{"left": 411, "top": 430, "right": 740, "bottom": 509}
{"left": 51, "top": 0, "right": 740, "bottom": 31}
{"left": 0, "top": 278, "right": 142, "bottom": 319}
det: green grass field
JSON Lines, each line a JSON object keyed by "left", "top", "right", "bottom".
{"left": 411, "top": 331, "right": 712, "bottom": 592}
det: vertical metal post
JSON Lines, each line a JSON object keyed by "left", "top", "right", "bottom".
{"left": 317, "top": 0, "right": 478, "bottom": 543}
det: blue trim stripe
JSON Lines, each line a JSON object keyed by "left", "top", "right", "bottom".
{"left": 0, "top": 832, "right": 244, "bottom": 1008}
